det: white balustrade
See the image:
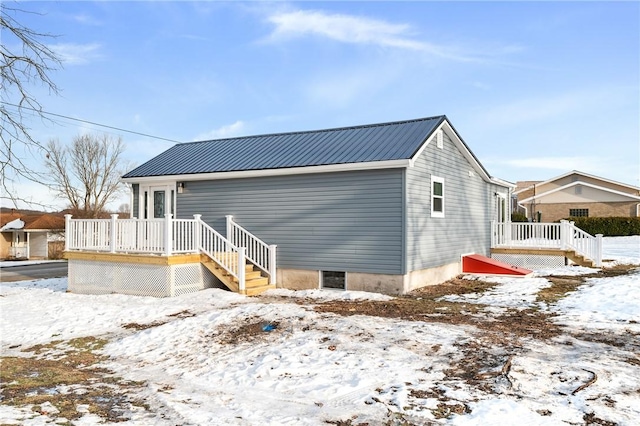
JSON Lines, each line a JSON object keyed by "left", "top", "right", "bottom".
{"left": 64, "top": 213, "right": 277, "bottom": 289}
{"left": 226, "top": 215, "right": 277, "bottom": 285}
{"left": 491, "top": 220, "right": 602, "bottom": 266}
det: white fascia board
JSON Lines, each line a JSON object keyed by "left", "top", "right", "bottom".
{"left": 409, "top": 119, "right": 493, "bottom": 183}
{"left": 491, "top": 177, "right": 516, "bottom": 189}
{"left": 121, "top": 159, "right": 411, "bottom": 184}
{"left": 520, "top": 180, "right": 640, "bottom": 203}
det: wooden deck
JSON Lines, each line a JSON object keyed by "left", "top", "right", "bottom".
{"left": 490, "top": 247, "right": 596, "bottom": 268}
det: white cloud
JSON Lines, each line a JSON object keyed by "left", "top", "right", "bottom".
{"left": 50, "top": 43, "right": 103, "bottom": 65}
{"left": 194, "top": 120, "right": 245, "bottom": 141}
{"left": 265, "top": 10, "right": 478, "bottom": 62}
{"left": 72, "top": 14, "right": 102, "bottom": 26}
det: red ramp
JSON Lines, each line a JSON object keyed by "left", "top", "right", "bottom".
{"left": 463, "top": 254, "right": 532, "bottom": 277}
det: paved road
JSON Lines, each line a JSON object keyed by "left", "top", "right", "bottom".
{"left": 0, "top": 262, "right": 68, "bottom": 283}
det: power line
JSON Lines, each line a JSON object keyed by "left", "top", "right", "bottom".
{"left": 1, "top": 101, "right": 181, "bottom": 143}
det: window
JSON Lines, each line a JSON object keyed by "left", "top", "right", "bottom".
{"left": 575, "top": 185, "right": 582, "bottom": 195}
{"left": 431, "top": 176, "right": 445, "bottom": 217}
{"left": 569, "top": 208, "right": 588, "bottom": 217}
{"left": 321, "top": 271, "right": 346, "bottom": 290}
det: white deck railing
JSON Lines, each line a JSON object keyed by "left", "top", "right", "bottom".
{"left": 226, "top": 215, "right": 277, "bottom": 285}
{"left": 65, "top": 214, "right": 277, "bottom": 291}
{"left": 492, "top": 220, "right": 603, "bottom": 266}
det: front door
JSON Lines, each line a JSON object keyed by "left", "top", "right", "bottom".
{"left": 150, "top": 187, "right": 167, "bottom": 218}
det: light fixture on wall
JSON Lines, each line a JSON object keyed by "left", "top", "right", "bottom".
{"left": 177, "top": 182, "right": 184, "bottom": 193}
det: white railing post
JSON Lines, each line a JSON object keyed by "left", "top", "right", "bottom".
{"left": 490, "top": 221, "right": 495, "bottom": 247}
{"left": 193, "top": 214, "right": 202, "bottom": 252}
{"left": 569, "top": 221, "right": 576, "bottom": 249}
{"left": 64, "top": 214, "right": 72, "bottom": 251}
{"left": 110, "top": 214, "right": 118, "bottom": 253}
{"left": 595, "top": 234, "right": 603, "bottom": 267}
{"left": 164, "top": 213, "right": 173, "bottom": 256}
{"left": 560, "top": 220, "right": 568, "bottom": 249}
{"left": 226, "top": 215, "right": 234, "bottom": 243}
{"left": 238, "top": 247, "right": 246, "bottom": 292}
{"left": 269, "top": 244, "right": 277, "bottom": 285}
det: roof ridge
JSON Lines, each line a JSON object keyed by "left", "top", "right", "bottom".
{"left": 181, "top": 115, "right": 447, "bottom": 146}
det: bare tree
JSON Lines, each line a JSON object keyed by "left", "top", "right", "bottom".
{"left": 1, "top": 3, "right": 61, "bottom": 205}
{"left": 117, "top": 202, "right": 131, "bottom": 217}
{"left": 45, "top": 134, "right": 126, "bottom": 218}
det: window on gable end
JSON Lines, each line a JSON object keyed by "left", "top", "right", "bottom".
{"left": 431, "top": 176, "right": 445, "bottom": 218}
{"left": 436, "top": 130, "right": 444, "bottom": 149}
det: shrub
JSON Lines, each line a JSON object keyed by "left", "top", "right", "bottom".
{"left": 511, "top": 212, "right": 529, "bottom": 222}
{"left": 563, "top": 217, "right": 640, "bottom": 236}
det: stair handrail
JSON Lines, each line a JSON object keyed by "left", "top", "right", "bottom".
{"left": 226, "top": 215, "right": 276, "bottom": 285}
{"left": 194, "top": 215, "right": 245, "bottom": 291}
{"left": 562, "top": 220, "right": 603, "bottom": 267}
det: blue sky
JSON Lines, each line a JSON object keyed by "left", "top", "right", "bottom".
{"left": 3, "top": 1, "right": 639, "bottom": 210}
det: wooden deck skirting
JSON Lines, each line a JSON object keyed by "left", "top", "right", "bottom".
{"left": 64, "top": 251, "right": 202, "bottom": 266}
{"left": 490, "top": 247, "right": 575, "bottom": 257}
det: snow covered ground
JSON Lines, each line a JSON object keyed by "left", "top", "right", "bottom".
{"left": 1, "top": 236, "right": 638, "bottom": 425}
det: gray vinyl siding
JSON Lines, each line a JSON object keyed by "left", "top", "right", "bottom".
{"left": 406, "top": 132, "right": 501, "bottom": 272}
{"left": 132, "top": 184, "right": 139, "bottom": 219}
{"left": 176, "top": 169, "right": 404, "bottom": 274}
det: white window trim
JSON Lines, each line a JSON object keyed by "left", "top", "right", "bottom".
{"left": 431, "top": 175, "right": 445, "bottom": 218}
{"left": 137, "top": 181, "right": 177, "bottom": 219}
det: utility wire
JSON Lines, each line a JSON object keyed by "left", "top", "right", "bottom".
{"left": 1, "top": 101, "right": 181, "bottom": 143}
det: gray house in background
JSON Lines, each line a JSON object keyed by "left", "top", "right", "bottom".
{"left": 122, "top": 116, "right": 512, "bottom": 294}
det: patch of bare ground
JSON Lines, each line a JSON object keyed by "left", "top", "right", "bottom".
{"left": 315, "top": 277, "right": 561, "bottom": 339}
{"left": 315, "top": 277, "right": 493, "bottom": 323}
{"left": 122, "top": 310, "right": 196, "bottom": 331}
{"left": 538, "top": 264, "right": 638, "bottom": 305}
{"left": 0, "top": 337, "right": 149, "bottom": 422}
{"left": 211, "top": 318, "right": 281, "bottom": 345}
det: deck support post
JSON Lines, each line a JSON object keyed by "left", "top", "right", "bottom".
{"left": 238, "top": 247, "right": 246, "bottom": 292}
{"left": 64, "top": 214, "right": 72, "bottom": 252}
{"left": 164, "top": 214, "right": 173, "bottom": 256}
{"left": 193, "top": 214, "right": 202, "bottom": 252}
{"left": 595, "top": 234, "right": 603, "bottom": 267}
{"left": 269, "top": 244, "right": 277, "bottom": 285}
{"left": 110, "top": 214, "right": 118, "bottom": 253}
{"left": 560, "top": 220, "right": 569, "bottom": 249}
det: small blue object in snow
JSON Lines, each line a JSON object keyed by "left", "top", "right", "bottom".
{"left": 262, "top": 323, "right": 276, "bottom": 332}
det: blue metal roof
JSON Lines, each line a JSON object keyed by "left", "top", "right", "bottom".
{"left": 123, "top": 116, "right": 446, "bottom": 178}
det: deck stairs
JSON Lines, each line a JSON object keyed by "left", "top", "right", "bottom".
{"left": 200, "top": 253, "right": 276, "bottom": 296}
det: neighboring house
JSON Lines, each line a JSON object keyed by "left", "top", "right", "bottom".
{"left": 0, "top": 211, "right": 66, "bottom": 260}
{"left": 114, "top": 115, "right": 513, "bottom": 294}
{"left": 514, "top": 171, "right": 640, "bottom": 222}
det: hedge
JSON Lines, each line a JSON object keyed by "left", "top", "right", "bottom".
{"left": 562, "top": 217, "right": 640, "bottom": 237}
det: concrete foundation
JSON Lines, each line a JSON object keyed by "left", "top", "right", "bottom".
{"left": 276, "top": 262, "right": 462, "bottom": 295}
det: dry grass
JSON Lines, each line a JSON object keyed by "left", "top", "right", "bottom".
{"left": 0, "top": 337, "right": 148, "bottom": 422}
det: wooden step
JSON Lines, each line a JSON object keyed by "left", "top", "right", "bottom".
{"left": 200, "top": 254, "right": 274, "bottom": 294}
{"left": 245, "top": 276, "right": 269, "bottom": 288}
{"left": 243, "top": 284, "right": 277, "bottom": 296}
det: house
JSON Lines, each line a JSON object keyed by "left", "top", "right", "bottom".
{"left": 0, "top": 210, "right": 66, "bottom": 260}
{"left": 80, "top": 115, "right": 510, "bottom": 295}
{"left": 514, "top": 171, "right": 640, "bottom": 222}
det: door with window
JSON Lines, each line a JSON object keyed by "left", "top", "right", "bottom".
{"left": 150, "top": 187, "right": 167, "bottom": 219}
